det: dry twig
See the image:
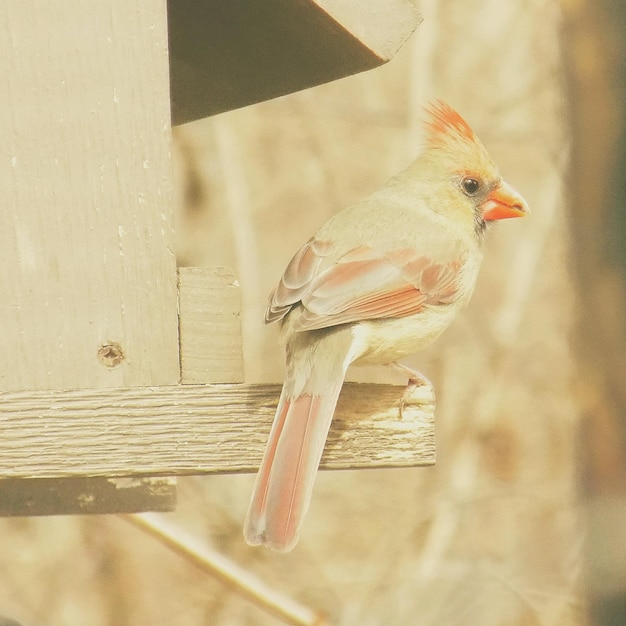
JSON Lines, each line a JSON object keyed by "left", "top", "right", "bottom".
{"left": 121, "top": 513, "right": 328, "bottom": 626}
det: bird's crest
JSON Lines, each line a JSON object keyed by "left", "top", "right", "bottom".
{"left": 424, "top": 100, "right": 476, "bottom": 148}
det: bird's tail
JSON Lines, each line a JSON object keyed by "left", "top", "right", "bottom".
{"left": 244, "top": 368, "right": 347, "bottom": 552}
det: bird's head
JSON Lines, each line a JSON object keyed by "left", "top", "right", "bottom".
{"left": 421, "top": 101, "right": 529, "bottom": 238}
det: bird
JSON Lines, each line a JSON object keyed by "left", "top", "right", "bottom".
{"left": 244, "top": 101, "right": 529, "bottom": 552}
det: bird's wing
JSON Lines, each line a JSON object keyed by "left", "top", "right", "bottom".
{"left": 265, "top": 237, "right": 333, "bottom": 324}
{"left": 266, "top": 237, "right": 464, "bottom": 331}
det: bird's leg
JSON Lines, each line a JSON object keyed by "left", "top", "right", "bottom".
{"left": 390, "top": 362, "right": 435, "bottom": 418}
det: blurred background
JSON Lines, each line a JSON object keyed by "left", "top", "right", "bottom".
{"left": 1, "top": 0, "right": 625, "bottom": 624}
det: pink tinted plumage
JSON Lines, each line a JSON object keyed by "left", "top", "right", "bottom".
{"left": 267, "top": 241, "right": 464, "bottom": 331}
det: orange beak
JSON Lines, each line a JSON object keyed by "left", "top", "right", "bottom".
{"left": 481, "top": 180, "right": 529, "bottom": 221}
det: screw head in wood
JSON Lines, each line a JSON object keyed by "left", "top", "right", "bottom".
{"left": 97, "top": 342, "right": 125, "bottom": 368}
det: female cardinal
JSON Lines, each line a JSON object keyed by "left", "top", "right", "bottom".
{"left": 244, "top": 101, "right": 528, "bottom": 552}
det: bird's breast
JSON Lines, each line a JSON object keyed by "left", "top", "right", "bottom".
{"left": 349, "top": 302, "right": 460, "bottom": 366}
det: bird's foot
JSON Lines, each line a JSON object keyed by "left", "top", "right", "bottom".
{"left": 391, "top": 363, "right": 435, "bottom": 418}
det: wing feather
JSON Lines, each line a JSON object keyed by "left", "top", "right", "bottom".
{"left": 266, "top": 238, "right": 464, "bottom": 331}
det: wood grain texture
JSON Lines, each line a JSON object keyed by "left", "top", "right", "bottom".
{"left": 0, "top": 1, "right": 179, "bottom": 392}
{"left": 0, "top": 477, "right": 177, "bottom": 516}
{"left": 0, "top": 383, "right": 435, "bottom": 478}
{"left": 178, "top": 267, "right": 244, "bottom": 384}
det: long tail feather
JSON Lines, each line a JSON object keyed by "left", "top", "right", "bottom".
{"left": 244, "top": 386, "right": 291, "bottom": 545}
{"left": 244, "top": 374, "right": 345, "bottom": 552}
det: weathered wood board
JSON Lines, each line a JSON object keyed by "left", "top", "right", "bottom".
{"left": 0, "top": 477, "right": 177, "bottom": 516}
{"left": 0, "top": 1, "right": 180, "bottom": 392}
{"left": 0, "top": 383, "right": 435, "bottom": 478}
{"left": 178, "top": 267, "right": 244, "bottom": 384}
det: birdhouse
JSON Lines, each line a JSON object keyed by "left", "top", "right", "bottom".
{"left": 0, "top": 0, "right": 434, "bottom": 517}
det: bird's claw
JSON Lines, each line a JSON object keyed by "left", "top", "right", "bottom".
{"left": 392, "top": 363, "right": 435, "bottom": 419}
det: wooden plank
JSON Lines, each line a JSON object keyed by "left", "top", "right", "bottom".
{"left": 0, "top": 383, "right": 435, "bottom": 478}
{"left": 168, "top": 0, "right": 421, "bottom": 123}
{"left": 0, "top": 477, "right": 177, "bottom": 516}
{"left": 0, "top": 1, "right": 179, "bottom": 392}
{"left": 178, "top": 267, "right": 244, "bottom": 384}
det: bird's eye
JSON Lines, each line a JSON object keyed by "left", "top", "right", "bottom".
{"left": 461, "top": 177, "right": 480, "bottom": 196}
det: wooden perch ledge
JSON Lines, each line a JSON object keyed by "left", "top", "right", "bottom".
{"left": 0, "top": 382, "right": 434, "bottom": 480}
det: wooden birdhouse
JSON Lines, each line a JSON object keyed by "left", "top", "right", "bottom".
{"left": 0, "top": 0, "right": 434, "bottom": 517}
